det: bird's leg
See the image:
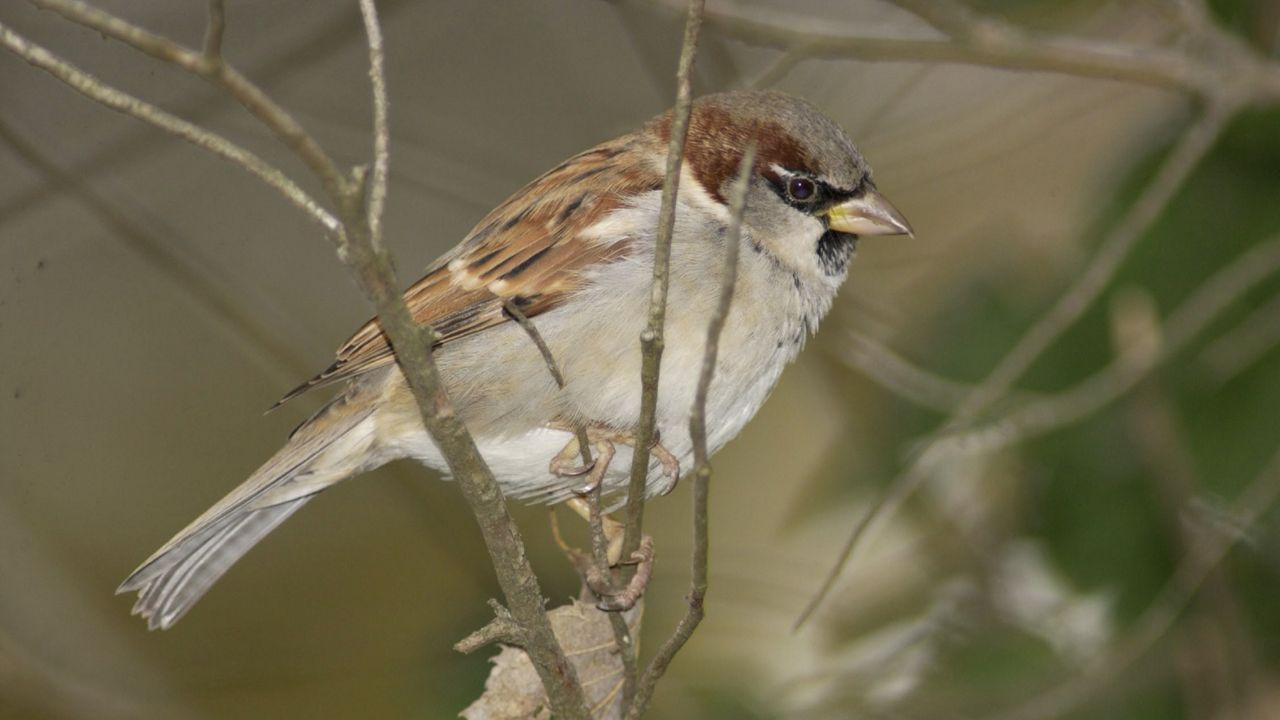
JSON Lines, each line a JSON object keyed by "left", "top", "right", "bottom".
{"left": 563, "top": 497, "right": 654, "bottom": 612}
{"left": 565, "top": 496, "right": 627, "bottom": 566}
{"left": 598, "top": 536, "right": 654, "bottom": 612}
{"left": 547, "top": 422, "right": 681, "bottom": 494}
{"left": 646, "top": 429, "right": 681, "bottom": 494}
{"left": 547, "top": 434, "right": 593, "bottom": 478}
{"left": 547, "top": 423, "right": 672, "bottom": 611}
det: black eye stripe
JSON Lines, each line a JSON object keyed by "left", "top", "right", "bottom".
{"left": 767, "top": 171, "right": 851, "bottom": 213}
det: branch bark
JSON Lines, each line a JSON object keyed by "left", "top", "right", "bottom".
{"left": 624, "top": 142, "right": 755, "bottom": 720}
{"left": 620, "top": 0, "right": 707, "bottom": 567}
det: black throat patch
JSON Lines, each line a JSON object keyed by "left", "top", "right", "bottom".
{"left": 816, "top": 230, "right": 856, "bottom": 276}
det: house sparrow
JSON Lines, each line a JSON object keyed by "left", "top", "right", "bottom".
{"left": 119, "top": 90, "right": 912, "bottom": 629}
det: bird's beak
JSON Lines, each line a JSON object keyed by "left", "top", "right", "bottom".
{"left": 825, "top": 190, "right": 914, "bottom": 237}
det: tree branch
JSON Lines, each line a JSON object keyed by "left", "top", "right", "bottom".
{"left": 620, "top": 0, "right": 706, "bottom": 573}
{"left": 357, "top": 0, "right": 389, "bottom": 244}
{"left": 337, "top": 4, "right": 588, "bottom": 716}
{"left": 625, "top": 141, "right": 755, "bottom": 720}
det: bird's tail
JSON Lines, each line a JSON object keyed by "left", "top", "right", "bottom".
{"left": 117, "top": 390, "right": 380, "bottom": 629}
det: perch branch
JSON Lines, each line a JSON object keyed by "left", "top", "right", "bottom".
{"left": 625, "top": 142, "right": 756, "bottom": 720}
{"left": 337, "top": 4, "right": 588, "bottom": 716}
{"left": 620, "top": 0, "right": 706, "bottom": 570}
{"left": 504, "top": 299, "right": 639, "bottom": 702}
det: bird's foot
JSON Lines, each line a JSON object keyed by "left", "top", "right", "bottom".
{"left": 547, "top": 423, "right": 681, "bottom": 496}
{"left": 592, "top": 536, "right": 654, "bottom": 612}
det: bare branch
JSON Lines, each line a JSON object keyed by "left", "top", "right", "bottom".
{"left": 358, "top": 0, "right": 389, "bottom": 244}
{"left": 677, "top": 0, "right": 1280, "bottom": 102}
{"left": 838, "top": 330, "right": 980, "bottom": 413}
{"left": 345, "top": 5, "right": 588, "bottom": 716}
{"left": 692, "top": 2, "right": 1212, "bottom": 95}
{"left": 502, "top": 300, "right": 638, "bottom": 703}
{"left": 30, "top": 0, "right": 352, "bottom": 203}
{"left": 1198, "top": 288, "right": 1280, "bottom": 384}
{"left": 504, "top": 300, "right": 567, "bottom": 388}
{"left": 948, "top": 102, "right": 1232, "bottom": 425}
{"left": 202, "top": 0, "right": 225, "bottom": 62}
{"left": 455, "top": 600, "right": 523, "bottom": 655}
{"left": 620, "top": 0, "right": 706, "bottom": 570}
{"left": 0, "top": 20, "right": 340, "bottom": 238}
{"left": 625, "top": 141, "right": 756, "bottom": 720}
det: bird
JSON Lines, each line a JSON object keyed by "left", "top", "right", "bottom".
{"left": 118, "top": 90, "right": 913, "bottom": 630}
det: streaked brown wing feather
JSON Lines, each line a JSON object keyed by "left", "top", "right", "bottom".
{"left": 278, "top": 137, "right": 662, "bottom": 403}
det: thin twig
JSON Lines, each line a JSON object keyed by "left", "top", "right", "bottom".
{"left": 347, "top": 4, "right": 588, "bottom": 716}
{"left": 1197, "top": 287, "right": 1280, "bottom": 384}
{"left": 620, "top": 0, "right": 706, "bottom": 569}
{"left": 937, "top": 235, "right": 1280, "bottom": 458}
{"left": 454, "top": 600, "right": 523, "bottom": 655}
{"left": 838, "top": 330, "right": 981, "bottom": 413}
{"left": 31, "top": 0, "right": 352, "bottom": 204}
{"left": 943, "top": 102, "right": 1232, "bottom": 426}
{"left": 358, "top": 0, "right": 389, "bottom": 244}
{"left": 504, "top": 300, "right": 567, "bottom": 388}
{"left": 625, "top": 141, "right": 756, "bottom": 720}
{"left": 678, "top": 0, "right": 1280, "bottom": 102}
{"left": 796, "top": 100, "right": 1233, "bottom": 630}
{"left": 0, "top": 20, "right": 340, "bottom": 238}
{"left": 202, "top": 0, "right": 224, "bottom": 62}
{"left": 503, "top": 297, "right": 639, "bottom": 701}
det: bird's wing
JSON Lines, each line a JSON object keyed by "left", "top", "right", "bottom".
{"left": 278, "top": 136, "right": 663, "bottom": 403}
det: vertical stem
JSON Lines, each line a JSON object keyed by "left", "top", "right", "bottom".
{"left": 620, "top": 0, "right": 706, "bottom": 572}
{"left": 624, "top": 143, "right": 755, "bottom": 720}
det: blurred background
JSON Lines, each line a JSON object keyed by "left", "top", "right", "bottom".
{"left": 3, "top": 0, "right": 1280, "bottom": 718}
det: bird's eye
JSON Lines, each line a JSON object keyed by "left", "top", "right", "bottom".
{"left": 786, "top": 177, "right": 817, "bottom": 203}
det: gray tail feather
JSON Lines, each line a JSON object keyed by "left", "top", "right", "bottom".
{"left": 118, "top": 499, "right": 309, "bottom": 630}
{"left": 117, "top": 390, "right": 376, "bottom": 629}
